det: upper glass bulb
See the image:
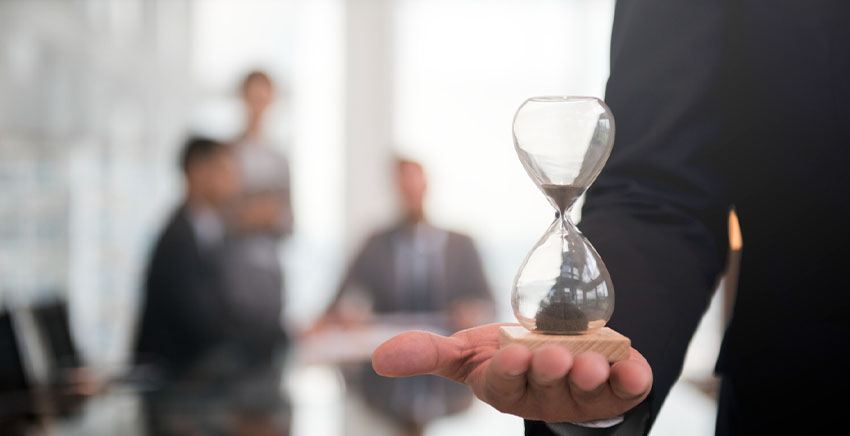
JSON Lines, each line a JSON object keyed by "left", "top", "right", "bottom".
{"left": 511, "top": 96, "right": 615, "bottom": 334}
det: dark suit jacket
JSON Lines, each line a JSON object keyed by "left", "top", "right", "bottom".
{"left": 528, "top": 1, "right": 850, "bottom": 434}
{"left": 135, "top": 205, "right": 226, "bottom": 376}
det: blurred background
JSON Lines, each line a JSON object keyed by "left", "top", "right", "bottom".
{"left": 0, "top": 0, "right": 733, "bottom": 435}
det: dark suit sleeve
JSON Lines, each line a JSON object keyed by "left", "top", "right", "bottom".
{"left": 138, "top": 214, "right": 225, "bottom": 370}
{"left": 526, "top": 0, "right": 733, "bottom": 433}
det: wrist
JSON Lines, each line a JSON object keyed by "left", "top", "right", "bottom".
{"left": 569, "top": 415, "right": 625, "bottom": 428}
{"left": 544, "top": 416, "right": 625, "bottom": 436}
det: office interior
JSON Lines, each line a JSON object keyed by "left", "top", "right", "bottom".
{"left": 0, "top": 1, "right": 738, "bottom": 435}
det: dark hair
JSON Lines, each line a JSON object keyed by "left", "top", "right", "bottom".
{"left": 241, "top": 70, "right": 273, "bottom": 92}
{"left": 179, "top": 136, "right": 226, "bottom": 175}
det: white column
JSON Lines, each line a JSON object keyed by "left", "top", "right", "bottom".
{"left": 343, "top": 0, "right": 398, "bottom": 256}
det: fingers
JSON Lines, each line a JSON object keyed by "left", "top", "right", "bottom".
{"left": 480, "top": 344, "right": 532, "bottom": 408}
{"left": 528, "top": 346, "right": 573, "bottom": 388}
{"left": 609, "top": 349, "right": 653, "bottom": 401}
{"left": 373, "top": 328, "right": 654, "bottom": 424}
{"left": 567, "top": 352, "right": 611, "bottom": 402}
{"left": 526, "top": 346, "right": 574, "bottom": 412}
{"left": 564, "top": 349, "right": 652, "bottom": 422}
{"left": 372, "top": 330, "right": 463, "bottom": 380}
{"left": 525, "top": 348, "right": 643, "bottom": 423}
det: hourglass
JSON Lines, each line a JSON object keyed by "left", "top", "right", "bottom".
{"left": 498, "top": 96, "right": 630, "bottom": 362}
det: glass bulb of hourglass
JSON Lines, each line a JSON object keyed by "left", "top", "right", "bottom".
{"left": 512, "top": 96, "right": 615, "bottom": 334}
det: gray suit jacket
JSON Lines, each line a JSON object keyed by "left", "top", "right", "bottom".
{"left": 333, "top": 221, "right": 493, "bottom": 425}
{"left": 335, "top": 221, "right": 492, "bottom": 316}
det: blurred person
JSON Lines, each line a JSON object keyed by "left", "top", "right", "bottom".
{"left": 217, "top": 69, "right": 294, "bottom": 436}
{"left": 135, "top": 137, "right": 238, "bottom": 378}
{"left": 220, "top": 70, "right": 293, "bottom": 354}
{"left": 135, "top": 137, "right": 289, "bottom": 436}
{"left": 373, "top": 1, "right": 850, "bottom": 435}
{"left": 313, "top": 159, "right": 495, "bottom": 436}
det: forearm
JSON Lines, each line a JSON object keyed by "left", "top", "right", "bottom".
{"left": 578, "top": 197, "right": 725, "bottom": 425}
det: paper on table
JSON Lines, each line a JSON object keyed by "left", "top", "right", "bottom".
{"left": 295, "top": 312, "right": 450, "bottom": 365}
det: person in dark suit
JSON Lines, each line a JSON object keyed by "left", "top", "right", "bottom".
{"left": 135, "top": 137, "right": 239, "bottom": 377}
{"left": 314, "top": 159, "right": 494, "bottom": 436}
{"left": 372, "top": 1, "right": 850, "bottom": 435}
{"left": 137, "top": 136, "right": 291, "bottom": 435}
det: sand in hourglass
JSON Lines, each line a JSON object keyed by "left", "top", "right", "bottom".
{"left": 541, "top": 184, "right": 585, "bottom": 214}
{"left": 535, "top": 183, "right": 589, "bottom": 334}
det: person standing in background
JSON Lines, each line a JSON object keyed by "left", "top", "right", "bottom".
{"left": 215, "top": 71, "right": 294, "bottom": 436}
{"left": 221, "top": 70, "right": 293, "bottom": 359}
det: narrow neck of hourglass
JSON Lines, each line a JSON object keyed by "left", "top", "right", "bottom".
{"left": 554, "top": 210, "right": 572, "bottom": 231}
{"left": 542, "top": 184, "right": 585, "bottom": 219}
{"left": 547, "top": 198, "right": 579, "bottom": 216}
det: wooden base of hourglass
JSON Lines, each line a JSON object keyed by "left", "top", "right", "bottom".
{"left": 498, "top": 325, "right": 631, "bottom": 363}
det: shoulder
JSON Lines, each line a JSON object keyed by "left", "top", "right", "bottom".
{"left": 445, "top": 230, "right": 476, "bottom": 248}
{"left": 361, "top": 227, "right": 396, "bottom": 252}
{"left": 154, "top": 207, "right": 195, "bottom": 252}
{"left": 444, "top": 231, "right": 485, "bottom": 264}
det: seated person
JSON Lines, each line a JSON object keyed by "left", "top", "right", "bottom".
{"left": 313, "top": 159, "right": 495, "bottom": 436}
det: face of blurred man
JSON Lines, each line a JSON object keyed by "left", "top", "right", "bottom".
{"left": 242, "top": 79, "right": 274, "bottom": 118}
{"left": 397, "top": 162, "right": 427, "bottom": 221}
{"left": 189, "top": 150, "right": 240, "bottom": 208}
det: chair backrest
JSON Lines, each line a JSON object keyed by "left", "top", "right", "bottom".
{"left": 0, "top": 311, "right": 28, "bottom": 393}
{"left": 32, "top": 301, "right": 79, "bottom": 373}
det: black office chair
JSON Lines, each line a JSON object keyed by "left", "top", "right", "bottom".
{"left": 0, "top": 311, "right": 34, "bottom": 435}
{"left": 30, "top": 299, "right": 92, "bottom": 417}
{"left": 31, "top": 300, "right": 81, "bottom": 385}
{"left": 0, "top": 299, "right": 92, "bottom": 434}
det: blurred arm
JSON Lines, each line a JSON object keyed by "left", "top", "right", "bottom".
{"left": 231, "top": 155, "right": 294, "bottom": 237}
{"left": 448, "top": 236, "right": 496, "bottom": 331}
{"left": 304, "top": 237, "right": 377, "bottom": 335}
{"left": 274, "top": 157, "right": 294, "bottom": 237}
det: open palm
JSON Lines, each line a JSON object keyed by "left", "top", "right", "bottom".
{"left": 372, "top": 323, "right": 652, "bottom": 423}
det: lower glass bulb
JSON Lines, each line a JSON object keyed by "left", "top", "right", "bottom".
{"left": 512, "top": 215, "right": 614, "bottom": 334}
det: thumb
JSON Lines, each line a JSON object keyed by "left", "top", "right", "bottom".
{"left": 372, "top": 330, "right": 464, "bottom": 380}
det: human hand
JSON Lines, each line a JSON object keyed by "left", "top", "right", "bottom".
{"left": 372, "top": 323, "right": 652, "bottom": 423}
